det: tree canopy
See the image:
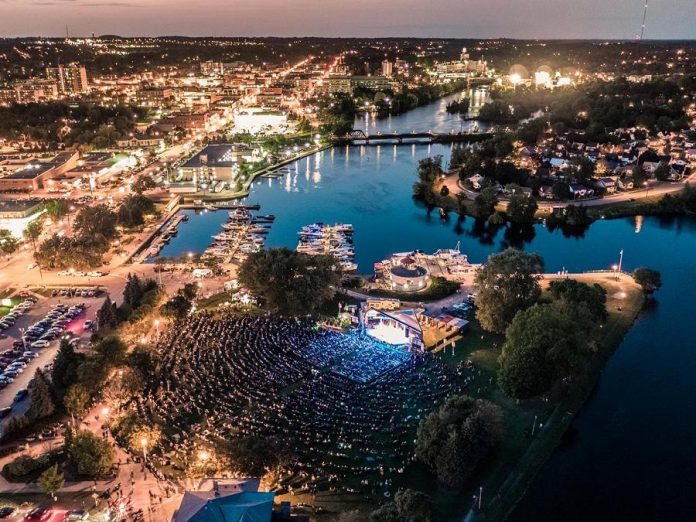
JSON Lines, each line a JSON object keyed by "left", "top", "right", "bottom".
{"left": 68, "top": 429, "right": 114, "bottom": 478}
{"left": 238, "top": 248, "right": 342, "bottom": 315}
{"left": 633, "top": 267, "right": 662, "bottom": 294}
{"left": 498, "top": 299, "right": 600, "bottom": 399}
{"left": 474, "top": 248, "right": 544, "bottom": 333}
{"left": 415, "top": 395, "right": 502, "bottom": 489}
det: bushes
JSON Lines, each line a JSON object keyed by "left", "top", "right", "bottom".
{"left": 2, "top": 452, "right": 59, "bottom": 482}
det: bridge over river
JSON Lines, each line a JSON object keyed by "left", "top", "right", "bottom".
{"left": 331, "top": 129, "right": 493, "bottom": 145}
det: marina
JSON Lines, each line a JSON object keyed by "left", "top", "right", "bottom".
{"left": 296, "top": 223, "right": 357, "bottom": 271}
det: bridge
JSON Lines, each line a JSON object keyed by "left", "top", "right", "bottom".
{"left": 331, "top": 129, "right": 493, "bottom": 146}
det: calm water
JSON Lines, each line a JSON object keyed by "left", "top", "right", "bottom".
{"left": 163, "top": 94, "right": 696, "bottom": 521}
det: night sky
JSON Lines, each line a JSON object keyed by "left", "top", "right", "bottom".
{"left": 0, "top": 0, "right": 694, "bottom": 39}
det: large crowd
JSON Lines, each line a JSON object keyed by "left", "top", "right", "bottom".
{"left": 303, "top": 329, "right": 411, "bottom": 383}
{"left": 128, "top": 313, "right": 465, "bottom": 497}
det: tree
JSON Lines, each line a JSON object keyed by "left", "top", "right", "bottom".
{"left": 633, "top": 267, "right": 662, "bottom": 294}
{"left": 68, "top": 430, "right": 114, "bottom": 478}
{"left": 548, "top": 279, "right": 608, "bottom": 322}
{"left": 117, "top": 194, "right": 155, "bottom": 228}
{"left": 37, "top": 464, "right": 64, "bottom": 500}
{"left": 551, "top": 181, "right": 571, "bottom": 201}
{"left": 128, "top": 425, "right": 162, "bottom": 457}
{"left": 63, "top": 384, "right": 91, "bottom": 421}
{"left": 123, "top": 273, "right": 145, "bottom": 308}
{"left": 474, "top": 249, "right": 544, "bottom": 333}
{"left": 0, "top": 229, "right": 19, "bottom": 256}
{"left": 94, "top": 336, "right": 127, "bottom": 366}
{"left": 44, "top": 199, "right": 68, "bottom": 219}
{"left": 631, "top": 164, "right": 648, "bottom": 187}
{"left": 393, "top": 489, "right": 434, "bottom": 522}
{"left": 572, "top": 156, "right": 596, "bottom": 183}
{"left": 498, "top": 301, "right": 597, "bottom": 398}
{"left": 415, "top": 395, "right": 502, "bottom": 489}
{"left": 474, "top": 187, "right": 499, "bottom": 219}
{"left": 34, "top": 234, "right": 104, "bottom": 270}
{"left": 51, "top": 339, "right": 85, "bottom": 396}
{"left": 238, "top": 248, "right": 342, "bottom": 315}
{"left": 74, "top": 205, "right": 118, "bottom": 246}
{"left": 23, "top": 220, "right": 43, "bottom": 251}
{"left": 654, "top": 162, "right": 672, "bottom": 181}
{"left": 506, "top": 191, "right": 538, "bottom": 224}
{"left": 160, "top": 293, "right": 193, "bottom": 320}
{"left": 27, "top": 369, "right": 55, "bottom": 421}
{"left": 132, "top": 175, "right": 157, "bottom": 194}
{"left": 96, "top": 296, "right": 119, "bottom": 331}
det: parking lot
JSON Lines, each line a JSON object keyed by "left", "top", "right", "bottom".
{"left": 0, "top": 293, "right": 103, "bottom": 412}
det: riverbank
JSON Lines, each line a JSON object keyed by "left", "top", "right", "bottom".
{"left": 469, "top": 273, "right": 644, "bottom": 522}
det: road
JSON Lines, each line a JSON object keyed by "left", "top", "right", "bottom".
{"left": 440, "top": 170, "right": 696, "bottom": 210}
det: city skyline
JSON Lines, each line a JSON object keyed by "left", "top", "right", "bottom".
{"left": 1, "top": 0, "right": 695, "bottom": 40}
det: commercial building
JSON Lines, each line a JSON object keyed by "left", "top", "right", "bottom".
{"left": 0, "top": 152, "right": 78, "bottom": 191}
{"left": 0, "top": 198, "right": 44, "bottom": 238}
{"left": 179, "top": 143, "right": 253, "bottom": 183}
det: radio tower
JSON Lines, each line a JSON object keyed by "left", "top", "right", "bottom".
{"left": 639, "top": 0, "right": 649, "bottom": 41}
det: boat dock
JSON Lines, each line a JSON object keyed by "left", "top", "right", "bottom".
{"left": 202, "top": 207, "right": 275, "bottom": 264}
{"left": 296, "top": 223, "right": 357, "bottom": 272}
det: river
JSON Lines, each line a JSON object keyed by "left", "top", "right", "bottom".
{"left": 161, "top": 92, "right": 696, "bottom": 521}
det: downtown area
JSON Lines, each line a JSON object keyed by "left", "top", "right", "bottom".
{"left": 0, "top": 32, "right": 692, "bottom": 522}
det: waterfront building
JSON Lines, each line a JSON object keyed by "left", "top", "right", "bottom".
{"left": 179, "top": 143, "right": 252, "bottom": 184}
{"left": 387, "top": 255, "right": 429, "bottom": 292}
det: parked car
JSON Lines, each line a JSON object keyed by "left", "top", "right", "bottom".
{"left": 24, "top": 508, "right": 51, "bottom": 522}
{"left": 31, "top": 340, "right": 50, "bottom": 349}
{"left": 0, "top": 407, "right": 11, "bottom": 419}
{"left": 13, "top": 389, "right": 27, "bottom": 403}
{"left": 0, "top": 507, "right": 16, "bottom": 518}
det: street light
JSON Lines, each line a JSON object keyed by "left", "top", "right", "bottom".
{"left": 101, "top": 407, "right": 110, "bottom": 419}
{"left": 140, "top": 437, "right": 149, "bottom": 461}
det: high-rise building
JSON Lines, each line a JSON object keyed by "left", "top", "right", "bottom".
{"left": 381, "top": 60, "right": 394, "bottom": 77}
{"left": 46, "top": 65, "right": 89, "bottom": 94}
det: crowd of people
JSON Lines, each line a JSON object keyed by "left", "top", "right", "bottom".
{"left": 302, "top": 329, "right": 411, "bottom": 383}
{"left": 127, "top": 313, "right": 466, "bottom": 498}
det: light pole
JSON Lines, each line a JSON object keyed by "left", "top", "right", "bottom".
{"left": 19, "top": 327, "right": 26, "bottom": 350}
{"left": 141, "top": 437, "right": 149, "bottom": 462}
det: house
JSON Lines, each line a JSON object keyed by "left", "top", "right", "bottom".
{"left": 617, "top": 177, "right": 634, "bottom": 190}
{"left": 569, "top": 184, "right": 594, "bottom": 199}
{"left": 539, "top": 185, "right": 555, "bottom": 199}
{"left": 595, "top": 177, "right": 617, "bottom": 194}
